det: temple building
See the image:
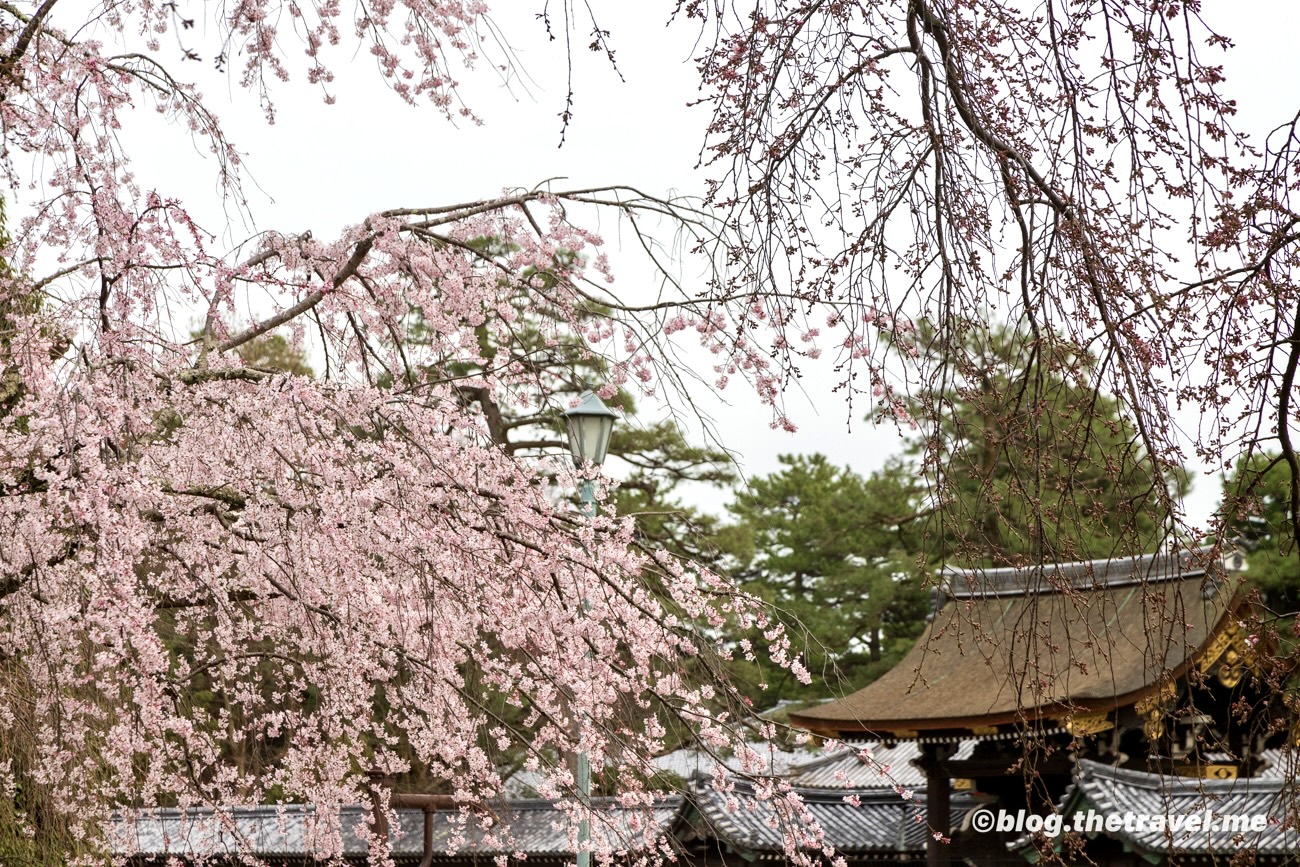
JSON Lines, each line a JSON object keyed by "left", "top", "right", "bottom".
{"left": 115, "top": 548, "right": 1297, "bottom": 866}
{"left": 789, "top": 546, "right": 1297, "bottom": 866}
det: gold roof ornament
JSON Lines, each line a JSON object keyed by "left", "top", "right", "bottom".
{"left": 1195, "top": 620, "right": 1258, "bottom": 689}
{"left": 1174, "top": 762, "right": 1239, "bottom": 780}
{"left": 1134, "top": 681, "right": 1178, "bottom": 741}
{"left": 1061, "top": 713, "right": 1114, "bottom": 737}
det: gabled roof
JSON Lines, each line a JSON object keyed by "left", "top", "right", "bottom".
{"left": 791, "top": 549, "right": 1242, "bottom": 735}
{"left": 112, "top": 798, "right": 684, "bottom": 862}
{"left": 689, "top": 778, "right": 985, "bottom": 858}
{"left": 1019, "top": 759, "right": 1300, "bottom": 858}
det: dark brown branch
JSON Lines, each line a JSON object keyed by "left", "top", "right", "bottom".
{"left": 1277, "top": 301, "right": 1300, "bottom": 542}
{"left": 219, "top": 234, "right": 375, "bottom": 353}
{"left": 0, "top": 0, "right": 59, "bottom": 96}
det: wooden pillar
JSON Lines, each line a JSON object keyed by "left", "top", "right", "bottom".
{"left": 920, "top": 742, "right": 953, "bottom": 867}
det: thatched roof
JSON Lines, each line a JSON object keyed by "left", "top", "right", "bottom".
{"left": 790, "top": 549, "right": 1243, "bottom": 736}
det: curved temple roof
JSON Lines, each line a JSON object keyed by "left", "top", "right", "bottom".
{"left": 689, "top": 778, "right": 985, "bottom": 858}
{"left": 790, "top": 549, "right": 1243, "bottom": 736}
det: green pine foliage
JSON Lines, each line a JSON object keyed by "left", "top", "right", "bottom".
{"left": 1220, "top": 453, "right": 1300, "bottom": 615}
{"left": 905, "top": 326, "right": 1185, "bottom": 566}
{"left": 234, "top": 333, "right": 314, "bottom": 377}
{"left": 718, "top": 455, "right": 927, "bottom": 709}
{"left": 716, "top": 326, "right": 1194, "bottom": 710}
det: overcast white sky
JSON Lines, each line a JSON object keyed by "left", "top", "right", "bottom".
{"left": 81, "top": 1, "right": 1300, "bottom": 530}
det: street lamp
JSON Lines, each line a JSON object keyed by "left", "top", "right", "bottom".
{"left": 563, "top": 391, "right": 617, "bottom": 471}
{"left": 562, "top": 390, "right": 616, "bottom": 867}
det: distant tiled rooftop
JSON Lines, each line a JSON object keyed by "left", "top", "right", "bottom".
{"left": 691, "top": 778, "right": 984, "bottom": 858}
{"left": 112, "top": 797, "right": 683, "bottom": 862}
{"left": 504, "top": 744, "right": 818, "bottom": 798}
{"left": 788, "top": 740, "right": 978, "bottom": 790}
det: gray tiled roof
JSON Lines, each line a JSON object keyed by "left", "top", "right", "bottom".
{"left": 1254, "top": 748, "right": 1298, "bottom": 779}
{"left": 1036, "top": 759, "right": 1300, "bottom": 857}
{"left": 504, "top": 745, "right": 819, "bottom": 798}
{"left": 112, "top": 798, "right": 683, "bottom": 861}
{"left": 690, "top": 779, "right": 983, "bottom": 856}
{"left": 939, "top": 546, "right": 1233, "bottom": 599}
{"left": 788, "top": 740, "right": 978, "bottom": 790}
{"left": 653, "top": 744, "right": 820, "bottom": 778}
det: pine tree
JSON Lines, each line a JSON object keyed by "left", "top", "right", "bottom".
{"left": 719, "top": 455, "right": 927, "bottom": 708}
{"left": 1220, "top": 453, "right": 1300, "bottom": 615}
{"left": 905, "top": 327, "right": 1186, "bottom": 567}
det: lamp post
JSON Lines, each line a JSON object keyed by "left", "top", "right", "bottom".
{"left": 564, "top": 390, "right": 617, "bottom": 503}
{"left": 562, "top": 391, "right": 616, "bottom": 867}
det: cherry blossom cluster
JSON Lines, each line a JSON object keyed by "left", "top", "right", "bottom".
{"left": 0, "top": 4, "right": 825, "bottom": 863}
